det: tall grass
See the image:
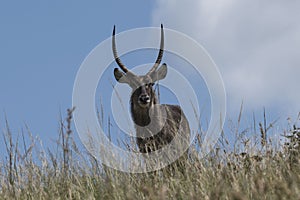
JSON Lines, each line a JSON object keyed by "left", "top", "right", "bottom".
{"left": 0, "top": 108, "right": 299, "bottom": 199}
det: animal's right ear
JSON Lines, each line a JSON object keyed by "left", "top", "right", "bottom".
{"left": 114, "top": 68, "right": 129, "bottom": 83}
{"left": 151, "top": 63, "right": 167, "bottom": 82}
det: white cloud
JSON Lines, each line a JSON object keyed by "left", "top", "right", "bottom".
{"left": 151, "top": 0, "right": 300, "bottom": 117}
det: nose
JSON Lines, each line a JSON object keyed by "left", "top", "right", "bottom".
{"left": 139, "top": 94, "right": 150, "bottom": 104}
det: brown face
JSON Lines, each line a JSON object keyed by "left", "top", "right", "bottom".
{"left": 113, "top": 64, "right": 167, "bottom": 108}
{"left": 132, "top": 83, "right": 155, "bottom": 108}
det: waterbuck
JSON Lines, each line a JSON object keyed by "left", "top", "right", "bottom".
{"left": 112, "top": 25, "right": 190, "bottom": 161}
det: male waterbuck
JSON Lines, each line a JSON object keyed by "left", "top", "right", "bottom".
{"left": 112, "top": 25, "right": 190, "bottom": 163}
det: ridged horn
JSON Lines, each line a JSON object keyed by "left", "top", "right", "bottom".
{"left": 147, "top": 24, "right": 164, "bottom": 75}
{"left": 112, "top": 25, "right": 129, "bottom": 73}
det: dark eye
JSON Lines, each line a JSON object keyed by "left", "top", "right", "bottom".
{"left": 145, "top": 83, "right": 154, "bottom": 88}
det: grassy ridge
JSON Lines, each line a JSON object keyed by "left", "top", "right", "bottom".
{"left": 0, "top": 109, "right": 299, "bottom": 199}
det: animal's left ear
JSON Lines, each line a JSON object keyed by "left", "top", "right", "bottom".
{"left": 151, "top": 63, "right": 167, "bottom": 82}
{"left": 114, "top": 68, "right": 128, "bottom": 83}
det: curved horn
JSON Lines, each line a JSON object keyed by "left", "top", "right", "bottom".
{"left": 147, "top": 24, "right": 164, "bottom": 75}
{"left": 112, "top": 25, "right": 129, "bottom": 73}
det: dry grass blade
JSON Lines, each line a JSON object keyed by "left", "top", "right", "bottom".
{"left": 0, "top": 108, "right": 299, "bottom": 199}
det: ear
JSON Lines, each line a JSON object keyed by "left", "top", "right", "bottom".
{"left": 151, "top": 63, "right": 167, "bottom": 82}
{"left": 114, "top": 68, "right": 128, "bottom": 83}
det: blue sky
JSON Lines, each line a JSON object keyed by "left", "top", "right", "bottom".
{"left": 0, "top": 1, "right": 154, "bottom": 145}
{"left": 1, "top": 1, "right": 300, "bottom": 154}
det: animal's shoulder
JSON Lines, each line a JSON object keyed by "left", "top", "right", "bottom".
{"left": 161, "top": 104, "right": 182, "bottom": 113}
{"left": 161, "top": 104, "right": 183, "bottom": 119}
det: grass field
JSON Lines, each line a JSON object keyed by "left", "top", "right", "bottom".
{"left": 0, "top": 108, "right": 299, "bottom": 199}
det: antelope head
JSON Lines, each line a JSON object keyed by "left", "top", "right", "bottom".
{"left": 112, "top": 24, "right": 167, "bottom": 109}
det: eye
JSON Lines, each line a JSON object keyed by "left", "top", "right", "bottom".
{"left": 145, "top": 83, "right": 154, "bottom": 88}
